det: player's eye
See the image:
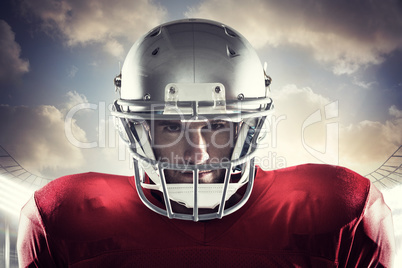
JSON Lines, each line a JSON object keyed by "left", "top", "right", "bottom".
{"left": 208, "top": 120, "right": 231, "bottom": 131}
{"left": 164, "top": 124, "right": 181, "bottom": 132}
{"left": 210, "top": 123, "right": 226, "bottom": 130}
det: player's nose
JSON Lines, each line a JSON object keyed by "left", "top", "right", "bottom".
{"left": 183, "top": 128, "right": 209, "bottom": 165}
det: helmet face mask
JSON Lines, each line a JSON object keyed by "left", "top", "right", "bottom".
{"left": 112, "top": 19, "right": 273, "bottom": 221}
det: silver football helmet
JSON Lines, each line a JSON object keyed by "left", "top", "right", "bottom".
{"left": 112, "top": 19, "right": 273, "bottom": 221}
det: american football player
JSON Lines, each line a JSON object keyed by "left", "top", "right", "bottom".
{"left": 17, "top": 19, "right": 395, "bottom": 267}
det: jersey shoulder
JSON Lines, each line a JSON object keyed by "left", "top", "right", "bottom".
{"left": 33, "top": 173, "right": 139, "bottom": 230}
{"left": 259, "top": 163, "right": 371, "bottom": 198}
{"left": 255, "top": 164, "right": 372, "bottom": 231}
{"left": 258, "top": 163, "right": 370, "bottom": 192}
{"left": 35, "top": 172, "right": 133, "bottom": 209}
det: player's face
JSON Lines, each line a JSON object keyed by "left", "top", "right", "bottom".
{"left": 151, "top": 120, "right": 237, "bottom": 184}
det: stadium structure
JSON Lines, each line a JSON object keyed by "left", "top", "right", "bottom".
{"left": 365, "top": 145, "right": 402, "bottom": 190}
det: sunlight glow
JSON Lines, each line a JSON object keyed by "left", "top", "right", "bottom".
{"left": 382, "top": 185, "right": 402, "bottom": 267}
{"left": 0, "top": 175, "right": 34, "bottom": 217}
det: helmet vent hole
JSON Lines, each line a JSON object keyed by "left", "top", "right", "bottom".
{"left": 151, "top": 47, "right": 160, "bottom": 56}
{"left": 227, "top": 46, "right": 237, "bottom": 57}
{"left": 148, "top": 27, "right": 161, "bottom": 37}
{"left": 224, "top": 27, "right": 237, "bottom": 38}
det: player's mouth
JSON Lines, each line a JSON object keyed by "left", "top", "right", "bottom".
{"left": 180, "top": 170, "right": 212, "bottom": 176}
{"left": 179, "top": 170, "right": 214, "bottom": 182}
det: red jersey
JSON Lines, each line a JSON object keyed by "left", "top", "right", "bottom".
{"left": 17, "top": 164, "right": 395, "bottom": 267}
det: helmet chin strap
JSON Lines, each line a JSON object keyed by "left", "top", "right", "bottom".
{"left": 140, "top": 162, "right": 251, "bottom": 209}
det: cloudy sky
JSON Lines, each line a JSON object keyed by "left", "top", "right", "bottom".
{"left": 0, "top": 0, "right": 401, "bottom": 179}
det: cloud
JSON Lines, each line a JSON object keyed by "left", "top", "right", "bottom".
{"left": 104, "top": 38, "right": 125, "bottom": 58}
{"left": 339, "top": 118, "right": 402, "bottom": 174}
{"left": 67, "top": 65, "right": 79, "bottom": 78}
{"left": 0, "top": 20, "right": 30, "bottom": 84}
{"left": 60, "top": 90, "right": 89, "bottom": 115}
{"left": 255, "top": 84, "right": 402, "bottom": 175}
{"left": 0, "top": 91, "right": 133, "bottom": 178}
{"left": 186, "top": 0, "right": 402, "bottom": 75}
{"left": 0, "top": 104, "right": 86, "bottom": 177}
{"left": 19, "top": 0, "right": 168, "bottom": 58}
{"left": 256, "top": 84, "right": 336, "bottom": 170}
{"left": 339, "top": 104, "right": 402, "bottom": 174}
{"left": 390, "top": 105, "right": 402, "bottom": 118}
